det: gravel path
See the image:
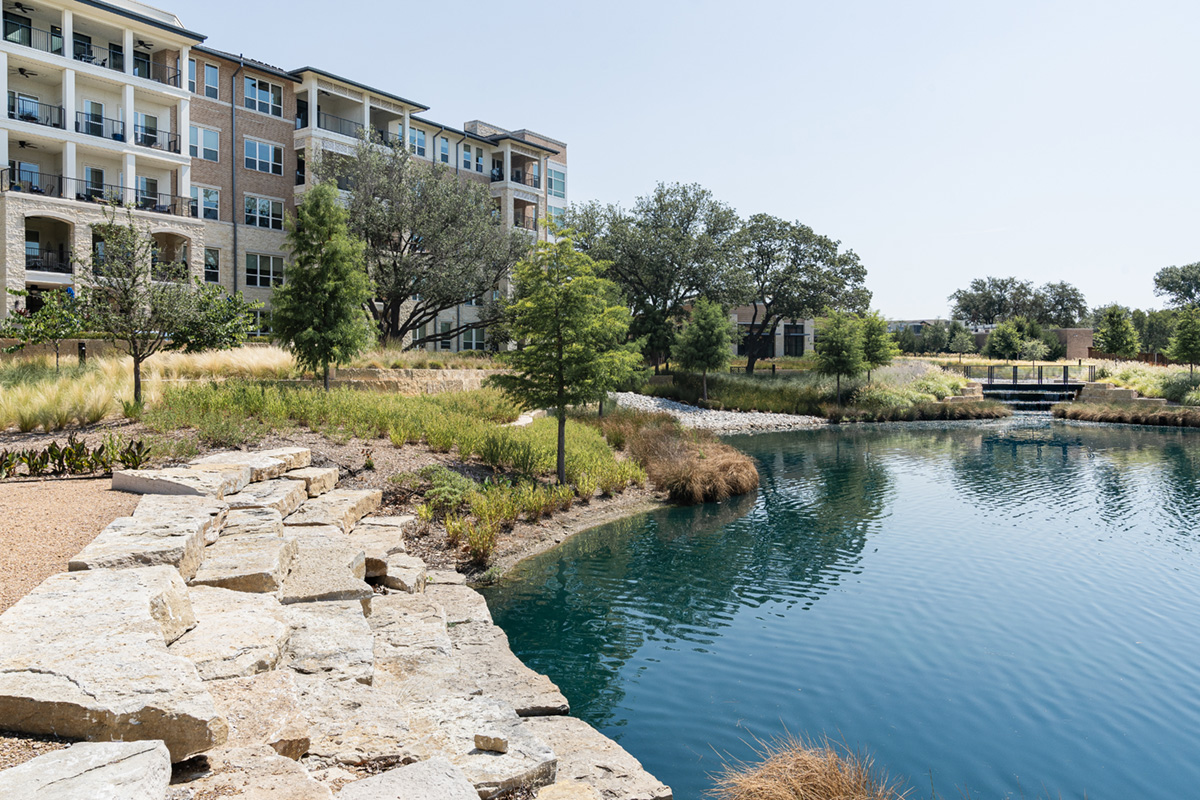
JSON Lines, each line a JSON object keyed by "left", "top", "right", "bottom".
{"left": 612, "top": 392, "right": 825, "bottom": 434}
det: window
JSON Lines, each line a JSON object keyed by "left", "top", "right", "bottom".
{"left": 245, "top": 253, "right": 284, "bottom": 288}
{"left": 83, "top": 166, "right": 104, "bottom": 199}
{"left": 476, "top": 148, "right": 484, "bottom": 173}
{"left": 244, "top": 139, "right": 283, "bottom": 175}
{"left": 414, "top": 323, "right": 427, "bottom": 349}
{"left": 190, "top": 186, "right": 219, "bottom": 220}
{"left": 188, "top": 58, "right": 196, "bottom": 93}
{"left": 548, "top": 168, "right": 566, "bottom": 199}
{"left": 244, "top": 76, "right": 283, "bottom": 117}
{"left": 439, "top": 321, "right": 452, "bottom": 350}
{"left": 244, "top": 195, "right": 283, "bottom": 230}
{"left": 784, "top": 323, "right": 806, "bottom": 357}
{"left": 134, "top": 112, "right": 158, "bottom": 147}
{"left": 136, "top": 176, "right": 158, "bottom": 208}
{"left": 462, "top": 144, "right": 472, "bottom": 170}
{"left": 439, "top": 136, "right": 449, "bottom": 164}
{"left": 203, "top": 63, "right": 219, "bottom": 99}
{"left": 548, "top": 206, "right": 565, "bottom": 226}
{"left": 250, "top": 308, "right": 271, "bottom": 336}
{"left": 204, "top": 248, "right": 220, "bottom": 283}
{"left": 461, "top": 327, "right": 486, "bottom": 351}
{"left": 409, "top": 128, "right": 425, "bottom": 157}
{"left": 81, "top": 100, "right": 104, "bottom": 137}
{"left": 108, "top": 42, "right": 123, "bottom": 72}
{"left": 189, "top": 126, "right": 219, "bottom": 161}
{"left": 132, "top": 50, "right": 150, "bottom": 79}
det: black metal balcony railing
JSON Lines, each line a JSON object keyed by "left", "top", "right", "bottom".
{"left": 8, "top": 97, "right": 65, "bottom": 129}
{"left": 3, "top": 22, "right": 64, "bottom": 56}
{"left": 375, "top": 128, "right": 402, "bottom": 147}
{"left": 133, "top": 60, "right": 181, "bottom": 88}
{"left": 76, "top": 111, "right": 126, "bottom": 141}
{"left": 25, "top": 251, "right": 71, "bottom": 274}
{"left": 1, "top": 169, "right": 194, "bottom": 216}
{"left": 318, "top": 110, "right": 364, "bottom": 138}
{"left": 489, "top": 169, "right": 541, "bottom": 189}
{"left": 513, "top": 214, "right": 538, "bottom": 230}
{"left": 2, "top": 167, "right": 65, "bottom": 197}
{"left": 72, "top": 44, "right": 122, "bottom": 73}
{"left": 133, "top": 125, "right": 181, "bottom": 154}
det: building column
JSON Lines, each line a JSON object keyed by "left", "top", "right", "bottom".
{"left": 61, "top": 10, "right": 72, "bottom": 57}
{"left": 178, "top": 95, "right": 189, "bottom": 154}
{"left": 63, "top": 141, "right": 77, "bottom": 185}
{"left": 307, "top": 84, "right": 317, "bottom": 129}
{"left": 123, "top": 29, "right": 134, "bottom": 76}
{"left": 502, "top": 142, "right": 511, "bottom": 182}
{"left": 179, "top": 44, "right": 189, "bottom": 87}
{"left": 123, "top": 151, "right": 136, "bottom": 205}
{"left": 123, "top": 83, "right": 135, "bottom": 141}
{"left": 62, "top": 68, "right": 76, "bottom": 123}
{"left": 402, "top": 108, "right": 410, "bottom": 149}
{"left": 178, "top": 162, "right": 191, "bottom": 210}
{"left": 361, "top": 99, "right": 371, "bottom": 135}
{"left": 0, "top": 51, "right": 7, "bottom": 140}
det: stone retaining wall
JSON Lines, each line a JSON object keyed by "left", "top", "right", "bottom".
{"left": 0, "top": 448, "right": 671, "bottom": 799}
{"left": 1076, "top": 382, "right": 1168, "bottom": 407}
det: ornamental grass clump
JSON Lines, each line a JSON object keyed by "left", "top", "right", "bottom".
{"left": 629, "top": 424, "right": 759, "bottom": 505}
{"left": 710, "top": 734, "right": 908, "bottom": 800}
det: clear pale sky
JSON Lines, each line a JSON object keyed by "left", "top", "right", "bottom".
{"left": 177, "top": 0, "right": 1197, "bottom": 319}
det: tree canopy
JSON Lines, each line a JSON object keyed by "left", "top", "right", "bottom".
{"left": 815, "top": 312, "right": 865, "bottom": 405}
{"left": 1093, "top": 305, "right": 1141, "bottom": 358}
{"left": 949, "top": 277, "right": 1088, "bottom": 327}
{"left": 1154, "top": 263, "right": 1200, "bottom": 308}
{"left": 1166, "top": 306, "right": 1200, "bottom": 374}
{"left": 860, "top": 311, "right": 899, "bottom": 379}
{"left": 673, "top": 297, "right": 734, "bottom": 400}
{"left": 1, "top": 288, "right": 82, "bottom": 371}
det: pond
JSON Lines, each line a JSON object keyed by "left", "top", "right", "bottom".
{"left": 482, "top": 419, "right": 1200, "bottom": 800}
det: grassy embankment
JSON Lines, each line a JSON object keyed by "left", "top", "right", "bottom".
{"left": 1052, "top": 403, "right": 1200, "bottom": 428}
{"left": 648, "top": 361, "right": 1010, "bottom": 422}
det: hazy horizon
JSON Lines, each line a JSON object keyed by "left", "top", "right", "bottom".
{"left": 175, "top": 0, "right": 1197, "bottom": 319}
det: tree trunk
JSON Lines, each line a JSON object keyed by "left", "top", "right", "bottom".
{"left": 836, "top": 373, "right": 841, "bottom": 406}
{"left": 54, "top": 342, "right": 60, "bottom": 373}
{"left": 702, "top": 369, "right": 708, "bottom": 402}
{"left": 598, "top": 396, "right": 605, "bottom": 418}
{"left": 323, "top": 362, "right": 330, "bottom": 391}
{"left": 746, "top": 346, "right": 757, "bottom": 375}
{"left": 133, "top": 357, "right": 143, "bottom": 405}
{"left": 556, "top": 408, "right": 567, "bottom": 485}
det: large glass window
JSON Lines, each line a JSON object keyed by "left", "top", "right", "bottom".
{"left": 244, "top": 195, "right": 283, "bottom": 229}
{"left": 462, "top": 144, "right": 472, "bottom": 170}
{"left": 548, "top": 168, "right": 566, "bottom": 198}
{"left": 189, "top": 126, "right": 219, "bottom": 161}
{"left": 245, "top": 253, "right": 284, "bottom": 288}
{"left": 190, "top": 186, "right": 219, "bottom": 220}
{"left": 439, "top": 136, "right": 449, "bottom": 164}
{"left": 409, "top": 128, "right": 426, "bottom": 157}
{"left": 439, "top": 321, "right": 452, "bottom": 350}
{"left": 188, "top": 58, "right": 196, "bottom": 93}
{"left": 461, "top": 327, "right": 486, "bottom": 351}
{"left": 136, "top": 176, "right": 158, "bottom": 207}
{"left": 244, "top": 139, "right": 283, "bottom": 175}
{"left": 203, "top": 63, "right": 219, "bottom": 99}
{"left": 204, "top": 248, "right": 220, "bottom": 283}
{"left": 244, "top": 76, "right": 283, "bottom": 117}
{"left": 476, "top": 148, "right": 484, "bottom": 173}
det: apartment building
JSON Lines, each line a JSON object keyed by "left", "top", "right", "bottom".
{"left": 731, "top": 306, "right": 816, "bottom": 358}
{"left": 1, "top": 0, "right": 569, "bottom": 353}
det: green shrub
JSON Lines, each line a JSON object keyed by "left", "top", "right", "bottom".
{"left": 418, "top": 465, "right": 479, "bottom": 517}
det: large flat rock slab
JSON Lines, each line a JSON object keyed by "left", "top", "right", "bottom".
{"left": 0, "top": 567, "right": 226, "bottom": 762}
{"left": 336, "top": 756, "right": 478, "bottom": 800}
{"left": 283, "top": 600, "right": 374, "bottom": 685}
{"left": 191, "top": 448, "right": 309, "bottom": 482}
{"left": 282, "top": 466, "right": 339, "bottom": 497}
{"left": 426, "top": 583, "right": 493, "bottom": 627}
{"left": 522, "top": 716, "right": 671, "bottom": 800}
{"left": 0, "top": 740, "right": 171, "bottom": 800}
{"left": 280, "top": 528, "right": 371, "bottom": 607}
{"left": 258, "top": 447, "right": 313, "bottom": 471}
{"left": 208, "top": 670, "right": 311, "bottom": 761}
{"left": 169, "top": 586, "right": 290, "bottom": 680}
{"left": 292, "top": 674, "right": 414, "bottom": 769}
{"left": 370, "top": 594, "right": 465, "bottom": 699}
{"left": 174, "top": 745, "right": 331, "bottom": 800}
{"left": 285, "top": 489, "right": 382, "bottom": 534}
{"left": 133, "top": 495, "right": 228, "bottom": 545}
{"left": 223, "top": 507, "right": 286, "bottom": 537}
{"left": 227, "top": 478, "right": 309, "bottom": 517}
{"left": 68, "top": 514, "right": 210, "bottom": 580}
{"left": 382, "top": 554, "right": 427, "bottom": 594}
{"left": 446, "top": 610, "right": 569, "bottom": 717}
{"left": 113, "top": 466, "right": 250, "bottom": 499}
{"left": 190, "top": 525, "right": 296, "bottom": 594}
{"left": 348, "top": 515, "right": 411, "bottom": 578}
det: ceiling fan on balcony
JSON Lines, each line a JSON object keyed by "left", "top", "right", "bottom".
{"left": 136, "top": 39, "right": 155, "bottom": 50}
{"left": 16, "top": 141, "right": 39, "bottom": 150}
{"left": 10, "top": 67, "right": 39, "bottom": 78}
{"left": 7, "top": 3, "right": 36, "bottom": 13}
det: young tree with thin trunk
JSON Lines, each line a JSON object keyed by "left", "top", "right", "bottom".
{"left": 673, "top": 297, "right": 734, "bottom": 401}
{"left": 860, "top": 311, "right": 899, "bottom": 382}
{"left": 2, "top": 288, "right": 83, "bottom": 371}
{"left": 1167, "top": 305, "right": 1200, "bottom": 374}
{"left": 272, "top": 182, "right": 373, "bottom": 389}
{"left": 490, "top": 236, "right": 642, "bottom": 485}
{"left": 816, "top": 312, "right": 865, "bottom": 405}
{"left": 949, "top": 329, "right": 976, "bottom": 362}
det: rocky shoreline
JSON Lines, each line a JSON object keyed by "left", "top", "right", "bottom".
{"left": 0, "top": 448, "right": 671, "bottom": 799}
{"left": 612, "top": 392, "right": 826, "bottom": 434}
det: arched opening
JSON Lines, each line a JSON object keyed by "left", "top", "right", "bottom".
{"left": 23, "top": 216, "right": 73, "bottom": 276}
{"left": 151, "top": 232, "right": 190, "bottom": 281}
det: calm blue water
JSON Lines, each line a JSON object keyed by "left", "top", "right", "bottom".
{"left": 482, "top": 419, "right": 1200, "bottom": 800}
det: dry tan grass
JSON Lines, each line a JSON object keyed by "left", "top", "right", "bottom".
{"left": 711, "top": 735, "right": 909, "bottom": 800}
{"left": 631, "top": 424, "right": 760, "bottom": 505}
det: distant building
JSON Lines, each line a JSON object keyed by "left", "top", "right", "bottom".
{"left": 729, "top": 306, "right": 815, "bottom": 358}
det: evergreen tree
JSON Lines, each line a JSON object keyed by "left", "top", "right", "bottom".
{"left": 272, "top": 182, "right": 373, "bottom": 389}
{"left": 816, "top": 312, "right": 865, "bottom": 405}
{"left": 983, "top": 319, "right": 1023, "bottom": 360}
{"left": 2, "top": 288, "right": 83, "bottom": 371}
{"left": 1094, "top": 305, "right": 1141, "bottom": 358}
{"left": 895, "top": 326, "right": 919, "bottom": 354}
{"left": 490, "top": 236, "right": 643, "bottom": 484}
{"left": 673, "top": 297, "right": 734, "bottom": 401}
{"left": 1167, "top": 305, "right": 1200, "bottom": 374}
{"left": 860, "top": 311, "right": 899, "bottom": 381}
{"left": 949, "top": 329, "right": 976, "bottom": 362}
{"left": 922, "top": 320, "right": 949, "bottom": 353}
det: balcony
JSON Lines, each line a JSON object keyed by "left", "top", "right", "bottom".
{"left": 72, "top": 42, "right": 122, "bottom": 73}
{"left": 25, "top": 251, "right": 71, "bottom": 274}
{"left": 8, "top": 97, "right": 65, "bottom": 129}
{"left": 133, "top": 125, "right": 181, "bottom": 154}
{"left": 490, "top": 169, "right": 541, "bottom": 189}
{"left": 132, "top": 59, "right": 180, "bottom": 88}
{"left": 318, "top": 111, "right": 364, "bottom": 139}
{"left": 2, "top": 21, "right": 64, "bottom": 56}
{"left": 1, "top": 168, "right": 195, "bottom": 216}
{"left": 374, "top": 128, "right": 402, "bottom": 147}
{"left": 513, "top": 214, "right": 538, "bottom": 231}
{"left": 76, "top": 111, "right": 125, "bottom": 142}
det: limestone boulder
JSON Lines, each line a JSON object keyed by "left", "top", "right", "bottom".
{"left": 0, "top": 567, "right": 226, "bottom": 762}
{"left": 134, "top": 494, "right": 228, "bottom": 545}
{"left": 446, "top": 616, "right": 569, "bottom": 717}
{"left": 348, "top": 516, "right": 411, "bottom": 577}
{"left": 282, "top": 466, "right": 339, "bottom": 498}
{"left": 381, "top": 554, "right": 426, "bottom": 594}
{"left": 280, "top": 528, "right": 372, "bottom": 607}
{"left": 291, "top": 673, "right": 415, "bottom": 770}
{"left": 174, "top": 745, "right": 331, "bottom": 800}
{"left": 370, "top": 594, "right": 465, "bottom": 698}
{"left": 169, "top": 586, "right": 290, "bottom": 680}
{"left": 285, "top": 489, "right": 382, "bottom": 534}
{"left": 0, "top": 740, "right": 171, "bottom": 800}
{"left": 114, "top": 466, "right": 251, "bottom": 499}
{"left": 336, "top": 756, "right": 478, "bottom": 800}
{"left": 426, "top": 569, "right": 468, "bottom": 586}
{"left": 522, "top": 717, "right": 671, "bottom": 800}
{"left": 227, "top": 478, "right": 309, "bottom": 517}
{"left": 538, "top": 781, "right": 604, "bottom": 800}
{"left": 207, "top": 670, "right": 311, "bottom": 760}
{"left": 258, "top": 447, "right": 313, "bottom": 471}
{"left": 68, "top": 514, "right": 210, "bottom": 580}
{"left": 191, "top": 451, "right": 290, "bottom": 482}
{"left": 224, "top": 507, "right": 286, "bottom": 537}
{"left": 283, "top": 600, "right": 374, "bottom": 685}
{"left": 190, "top": 528, "right": 296, "bottom": 594}
{"left": 426, "top": 583, "right": 493, "bottom": 627}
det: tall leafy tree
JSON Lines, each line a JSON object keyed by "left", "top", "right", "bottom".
{"left": 490, "top": 236, "right": 642, "bottom": 484}
{"left": 171, "top": 284, "right": 262, "bottom": 354}
{"left": 1154, "top": 263, "right": 1200, "bottom": 308}
{"left": 983, "top": 319, "right": 1023, "bottom": 360}
{"left": 731, "top": 213, "right": 870, "bottom": 373}
{"left": 949, "top": 277, "right": 1038, "bottom": 325}
{"left": 1093, "top": 305, "right": 1141, "bottom": 358}
{"left": 921, "top": 320, "right": 949, "bottom": 353}
{"left": 1131, "top": 308, "right": 1177, "bottom": 354}
{"left": 1166, "top": 306, "right": 1200, "bottom": 374}
{"left": 331, "top": 135, "right": 530, "bottom": 346}
{"left": 272, "top": 182, "right": 373, "bottom": 389}
{"left": 673, "top": 297, "right": 734, "bottom": 401}
{"left": 949, "top": 329, "right": 976, "bottom": 361}
{"left": 860, "top": 311, "right": 899, "bottom": 381}
{"left": 816, "top": 312, "right": 865, "bottom": 405}
{"left": 1037, "top": 281, "right": 1089, "bottom": 327}
{"left": 2, "top": 288, "right": 83, "bottom": 371}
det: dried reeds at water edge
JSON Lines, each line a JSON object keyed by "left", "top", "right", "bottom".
{"left": 710, "top": 734, "right": 908, "bottom": 800}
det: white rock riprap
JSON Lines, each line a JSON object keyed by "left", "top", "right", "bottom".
{"left": 612, "top": 391, "right": 825, "bottom": 434}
